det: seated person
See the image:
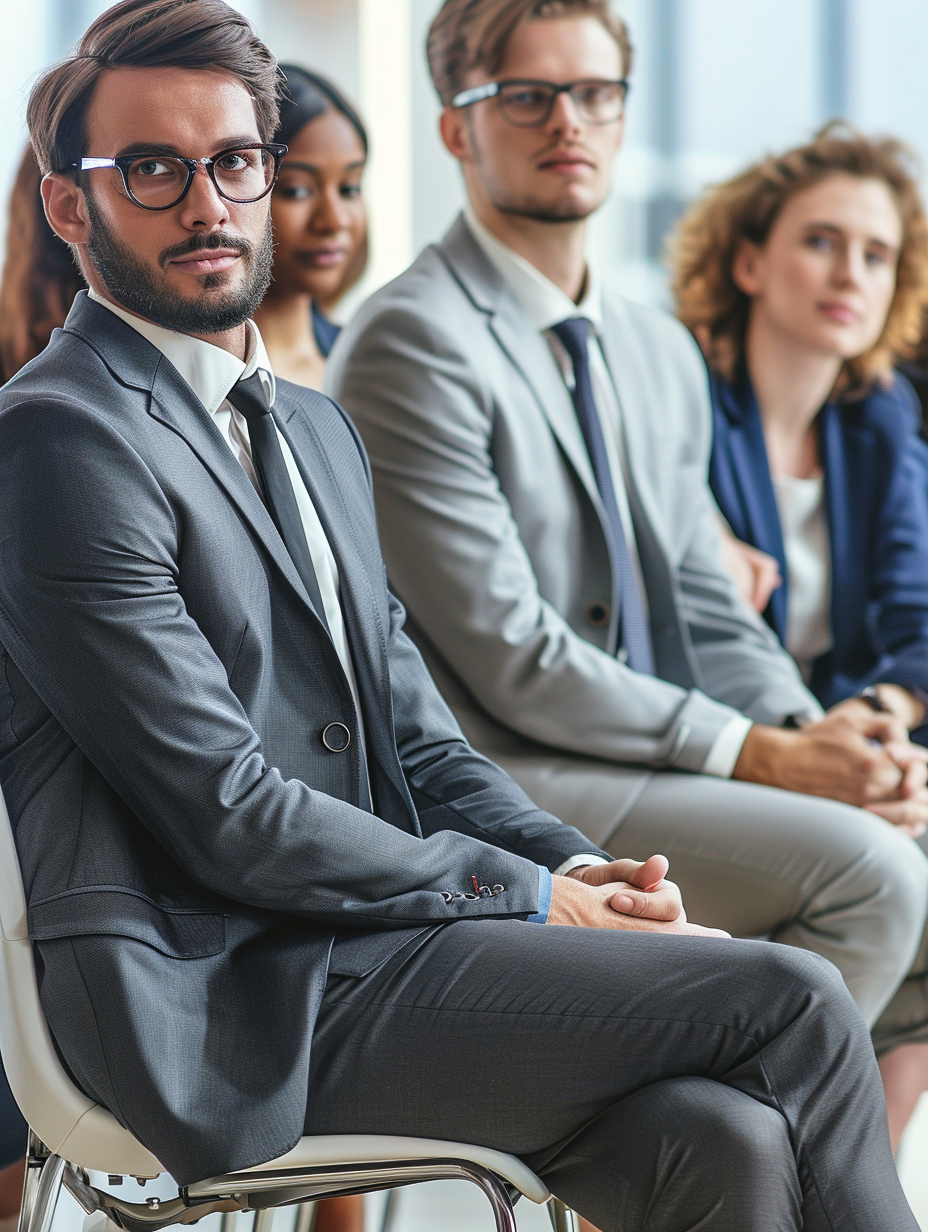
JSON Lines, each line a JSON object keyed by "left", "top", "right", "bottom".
{"left": 672, "top": 123, "right": 928, "bottom": 1148}
{"left": 674, "top": 125, "right": 928, "bottom": 723}
{"left": 325, "top": 0, "right": 928, "bottom": 1142}
{"left": 254, "top": 64, "right": 368, "bottom": 388}
{"left": 0, "top": 2, "right": 918, "bottom": 1230}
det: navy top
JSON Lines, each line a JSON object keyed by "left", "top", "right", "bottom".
{"left": 312, "top": 302, "right": 341, "bottom": 358}
{"left": 0, "top": 1058, "right": 26, "bottom": 1169}
{"left": 709, "top": 367, "right": 928, "bottom": 708}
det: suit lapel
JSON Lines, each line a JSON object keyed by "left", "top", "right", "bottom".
{"left": 721, "top": 380, "right": 789, "bottom": 639}
{"left": 596, "top": 308, "right": 674, "bottom": 565}
{"left": 819, "top": 402, "right": 851, "bottom": 654}
{"left": 273, "top": 401, "right": 391, "bottom": 711}
{"left": 63, "top": 292, "right": 324, "bottom": 622}
{"left": 439, "top": 217, "right": 601, "bottom": 508}
{"left": 147, "top": 360, "right": 330, "bottom": 622}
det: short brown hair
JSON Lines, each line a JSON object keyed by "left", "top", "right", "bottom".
{"left": 670, "top": 122, "right": 928, "bottom": 395}
{"left": 427, "top": 0, "right": 633, "bottom": 107}
{"left": 27, "top": 0, "right": 281, "bottom": 177}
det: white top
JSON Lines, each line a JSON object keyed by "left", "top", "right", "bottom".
{"left": 462, "top": 212, "right": 751, "bottom": 778}
{"left": 88, "top": 289, "right": 369, "bottom": 771}
{"left": 772, "top": 471, "right": 833, "bottom": 683}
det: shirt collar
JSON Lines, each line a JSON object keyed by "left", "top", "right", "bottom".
{"left": 87, "top": 288, "right": 276, "bottom": 413}
{"left": 463, "top": 206, "right": 602, "bottom": 333}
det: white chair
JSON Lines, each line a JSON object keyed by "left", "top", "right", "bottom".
{"left": 0, "top": 785, "right": 578, "bottom": 1232}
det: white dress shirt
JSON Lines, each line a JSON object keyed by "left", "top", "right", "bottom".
{"left": 87, "top": 289, "right": 369, "bottom": 768}
{"left": 773, "top": 470, "right": 833, "bottom": 683}
{"left": 463, "top": 212, "right": 751, "bottom": 778}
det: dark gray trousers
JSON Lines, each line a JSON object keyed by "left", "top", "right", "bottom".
{"left": 305, "top": 921, "right": 918, "bottom": 1232}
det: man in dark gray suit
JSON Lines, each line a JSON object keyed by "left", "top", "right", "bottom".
{"left": 0, "top": 2, "right": 918, "bottom": 1229}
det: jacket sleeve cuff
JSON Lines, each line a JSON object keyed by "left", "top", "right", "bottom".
{"left": 701, "top": 715, "right": 753, "bottom": 778}
{"left": 526, "top": 865, "right": 553, "bottom": 923}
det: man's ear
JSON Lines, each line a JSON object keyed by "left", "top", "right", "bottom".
{"left": 439, "top": 106, "right": 473, "bottom": 164}
{"left": 732, "top": 239, "right": 764, "bottom": 297}
{"left": 42, "top": 172, "right": 91, "bottom": 246}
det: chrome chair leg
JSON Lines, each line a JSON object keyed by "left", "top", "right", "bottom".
{"left": 547, "top": 1197, "right": 579, "bottom": 1232}
{"left": 252, "top": 1211, "right": 274, "bottom": 1232}
{"left": 292, "top": 1203, "right": 316, "bottom": 1232}
{"left": 378, "top": 1189, "right": 398, "bottom": 1232}
{"left": 466, "top": 1168, "right": 517, "bottom": 1232}
{"left": 22, "top": 1148, "right": 65, "bottom": 1232}
{"left": 219, "top": 1214, "right": 238, "bottom": 1232}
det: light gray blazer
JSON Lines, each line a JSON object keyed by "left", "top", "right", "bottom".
{"left": 327, "top": 216, "right": 819, "bottom": 824}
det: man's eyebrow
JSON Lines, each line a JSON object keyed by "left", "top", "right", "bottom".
{"left": 112, "top": 136, "right": 263, "bottom": 159}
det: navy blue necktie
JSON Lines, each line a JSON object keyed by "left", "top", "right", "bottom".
{"left": 551, "top": 318, "right": 654, "bottom": 674}
{"left": 227, "top": 372, "right": 331, "bottom": 635}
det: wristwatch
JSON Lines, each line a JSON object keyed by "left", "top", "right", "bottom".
{"left": 857, "top": 686, "right": 890, "bottom": 713}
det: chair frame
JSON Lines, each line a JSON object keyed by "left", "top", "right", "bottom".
{"left": 0, "top": 786, "right": 578, "bottom": 1232}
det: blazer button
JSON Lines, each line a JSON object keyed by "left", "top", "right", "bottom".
{"left": 586, "top": 601, "right": 610, "bottom": 628}
{"left": 321, "top": 722, "right": 351, "bottom": 752}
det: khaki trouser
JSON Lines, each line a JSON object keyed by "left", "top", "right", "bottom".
{"left": 496, "top": 758, "right": 928, "bottom": 1053}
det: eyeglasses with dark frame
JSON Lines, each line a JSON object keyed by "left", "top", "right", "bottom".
{"left": 450, "top": 78, "right": 629, "bottom": 128}
{"left": 68, "top": 143, "right": 289, "bottom": 211}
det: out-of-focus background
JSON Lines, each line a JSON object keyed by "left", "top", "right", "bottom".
{"left": 5, "top": 0, "right": 928, "bottom": 311}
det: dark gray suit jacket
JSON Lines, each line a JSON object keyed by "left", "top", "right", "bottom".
{"left": 0, "top": 293, "right": 601, "bottom": 1184}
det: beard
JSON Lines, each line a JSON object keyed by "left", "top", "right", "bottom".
{"left": 85, "top": 193, "right": 274, "bottom": 334}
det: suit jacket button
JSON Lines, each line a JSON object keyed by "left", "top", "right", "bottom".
{"left": 586, "top": 602, "right": 610, "bottom": 627}
{"left": 321, "top": 722, "right": 351, "bottom": 752}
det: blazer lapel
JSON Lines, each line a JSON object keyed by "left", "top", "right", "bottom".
{"left": 439, "top": 217, "right": 601, "bottom": 509}
{"left": 596, "top": 316, "right": 671, "bottom": 561}
{"left": 273, "top": 402, "right": 395, "bottom": 733}
{"left": 819, "top": 402, "right": 851, "bottom": 654}
{"left": 62, "top": 293, "right": 324, "bottom": 622}
{"left": 147, "top": 361, "right": 330, "bottom": 623}
{"left": 716, "top": 377, "right": 789, "bottom": 640}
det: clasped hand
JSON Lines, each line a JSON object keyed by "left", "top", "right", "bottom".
{"left": 815, "top": 699, "right": 928, "bottom": 837}
{"left": 547, "top": 854, "right": 729, "bottom": 938}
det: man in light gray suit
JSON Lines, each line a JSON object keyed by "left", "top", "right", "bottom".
{"left": 326, "top": 0, "right": 928, "bottom": 1090}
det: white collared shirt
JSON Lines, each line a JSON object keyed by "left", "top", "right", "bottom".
{"left": 464, "top": 208, "right": 644, "bottom": 605}
{"left": 88, "top": 289, "right": 368, "bottom": 772}
{"left": 461, "top": 214, "right": 751, "bottom": 778}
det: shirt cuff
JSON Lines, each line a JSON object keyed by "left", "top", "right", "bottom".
{"left": 702, "top": 716, "right": 753, "bottom": 778}
{"left": 526, "top": 865, "right": 553, "bottom": 923}
{"left": 553, "top": 854, "right": 610, "bottom": 876}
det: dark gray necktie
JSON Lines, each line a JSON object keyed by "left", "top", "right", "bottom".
{"left": 551, "top": 317, "right": 654, "bottom": 674}
{"left": 226, "top": 372, "right": 331, "bottom": 635}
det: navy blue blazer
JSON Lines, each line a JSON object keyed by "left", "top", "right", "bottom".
{"left": 312, "top": 302, "right": 341, "bottom": 357}
{"left": 709, "top": 369, "right": 928, "bottom": 708}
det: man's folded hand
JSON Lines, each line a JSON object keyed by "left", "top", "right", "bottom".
{"left": 547, "top": 854, "right": 729, "bottom": 937}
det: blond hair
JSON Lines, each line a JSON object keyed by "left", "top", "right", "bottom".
{"left": 670, "top": 122, "right": 928, "bottom": 395}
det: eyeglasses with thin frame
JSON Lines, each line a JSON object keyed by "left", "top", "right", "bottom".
{"left": 68, "top": 143, "right": 289, "bottom": 211}
{"left": 450, "top": 78, "right": 629, "bottom": 128}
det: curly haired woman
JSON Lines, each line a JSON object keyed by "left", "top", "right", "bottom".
{"left": 672, "top": 123, "right": 928, "bottom": 1148}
